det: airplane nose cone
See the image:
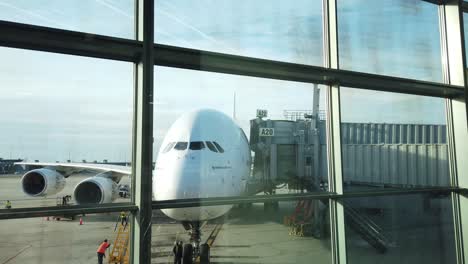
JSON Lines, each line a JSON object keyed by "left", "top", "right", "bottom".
{"left": 177, "top": 167, "right": 202, "bottom": 199}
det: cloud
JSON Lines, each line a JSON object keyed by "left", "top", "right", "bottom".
{"left": 94, "top": 0, "right": 132, "bottom": 20}
{"left": 0, "top": 1, "right": 73, "bottom": 29}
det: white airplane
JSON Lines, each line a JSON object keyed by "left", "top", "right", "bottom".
{"left": 17, "top": 109, "right": 251, "bottom": 264}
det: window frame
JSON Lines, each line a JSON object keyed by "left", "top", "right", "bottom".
{"left": 0, "top": 1, "right": 465, "bottom": 264}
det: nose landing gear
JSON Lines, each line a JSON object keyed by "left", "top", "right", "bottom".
{"left": 181, "top": 221, "right": 211, "bottom": 264}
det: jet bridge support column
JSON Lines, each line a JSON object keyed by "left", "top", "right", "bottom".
{"left": 297, "top": 130, "right": 305, "bottom": 182}
{"left": 311, "top": 84, "right": 321, "bottom": 189}
{"left": 269, "top": 144, "right": 277, "bottom": 192}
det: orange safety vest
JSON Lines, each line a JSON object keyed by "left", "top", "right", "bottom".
{"left": 97, "top": 242, "right": 110, "bottom": 253}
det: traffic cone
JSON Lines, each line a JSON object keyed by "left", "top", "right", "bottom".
{"left": 79, "top": 217, "right": 83, "bottom": 225}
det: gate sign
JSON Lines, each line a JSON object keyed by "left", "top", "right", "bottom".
{"left": 259, "top": 128, "right": 274, "bottom": 137}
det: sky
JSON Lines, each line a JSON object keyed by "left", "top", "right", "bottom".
{"left": 0, "top": 0, "right": 449, "bottom": 162}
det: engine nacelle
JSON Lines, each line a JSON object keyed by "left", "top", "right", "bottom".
{"left": 21, "top": 168, "right": 66, "bottom": 197}
{"left": 73, "top": 174, "right": 118, "bottom": 204}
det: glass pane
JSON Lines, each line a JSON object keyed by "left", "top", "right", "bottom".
{"left": 0, "top": 47, "right": 133, "bottom": 207}
{"left": 338, "top": 0, "right": 442, "bottom": 82}
{"left": 152, "top": 199, "right": 331, "bottom": 263}
{"left": 153, "top": 66, "right": 329, "bottom": 199}
{"left": 0, "top": 0, "right": 134, "bottom": 39}
{"left": 340, "top": 88, "right": 449, "bottom": 192}
{"left": 152, "top": 66, "right": 331, "bottom": 262}
{"left": 342, "top": 194, "right": 456, "bottom": 264}
{"left": 0, "top": 212, "right": 132, "bottom": 262}
{"left": 155, "top": 0, "right": 323, "bottom": 65}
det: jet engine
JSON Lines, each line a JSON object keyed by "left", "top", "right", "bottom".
{"left": 73, "top": 174, "right": 118, "bottom": 204}
{"left": 21, "top": 168, "right": 66, "bottom": 197}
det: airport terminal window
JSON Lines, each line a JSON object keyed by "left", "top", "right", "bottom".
{"left": 152, "top": 199, "right": 332, "bottom": 264}
{"left": 189, "top": 141, "right": 205, "bottom": 150}
{"left": 154, "top": 0, "right": 323, "bottom": 65}
{"left": 205, "top": 141, "right": 218, "bottom": 152}
{"left": 342, "top": 194, "right": 456, "bottom": 264}
{"left": 337, "top": 0, "right": 443, "bottom": 82}
{"left": 153, "top": 66, "right": 329, "bottom": 197}
{"left": 174, "top": 142, "right": 188, "bottom": 150}
{"left": 0, "top": 47, "right": 133, "bottom": 208}
{"left": 339, "top": 88, "right": 449, "bottom": 192}
{"left": 0, "top": 0, "right": 134, "bottom": 39}
{"left": 151, "top": 65, "right": 333, "bottom": 263}
{"left": 1, "top": 1, "right": 467, "bottom": 264}
{"left": 0, "top": 213, "right": 132, "bottom": 263}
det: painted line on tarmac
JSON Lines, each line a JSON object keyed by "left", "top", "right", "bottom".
{"left": 195, "top": 224, "right": 223, "bottom": 263}
{"left": 206, "top": 224, "right": 222, "bottom": 247}
{"left": 1, "top": 245, "right": 32, "bottom": 264}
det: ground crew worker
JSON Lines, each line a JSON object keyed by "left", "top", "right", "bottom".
{"left": 172, "top": 241, "right": 183, "bottom": 264}
{"left": 120, "top": 211, "right": 128, "bottom": 227}
{"left": 5, "top": 200, "right": 11, "bottom": 209}
{"left": 96, "top": 239, "right": 111, "bottom": 264}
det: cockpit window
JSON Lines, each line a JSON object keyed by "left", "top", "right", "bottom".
{"left": 174, "top": 142, "right": 188, "bottom": 150}
{"left": 162, "top": 142, "right": 176, "bottom": 153}
{"left": 213, "top": 141, "right": 224, "bottom": 153}
{"left": 189, "top": 141, "right": 205, "bottom": 150}
{"left": 205, "top": 141, "right": 218, "bottom": 152}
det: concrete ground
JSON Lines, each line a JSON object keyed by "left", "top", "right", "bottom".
{"left": 0, "top": 213, "right": 119, "bottom": 264}
{"left": 152, "top": 203, "right": 332, "bottom": 264}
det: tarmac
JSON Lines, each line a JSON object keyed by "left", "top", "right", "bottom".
{"left": 0, "top": 174, "right": 332, "bottom": 264}
{"left": 0, "top": 174, "right": 458, "bottom": 264}
{"left": 151, "top": 203, "right": 331, "bottom": 264}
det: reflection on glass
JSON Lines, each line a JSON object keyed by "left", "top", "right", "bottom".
{"left": 152, "top": 200, "right": 331, "bottom": 263}
{"left": 0, "top": 213, "right": 131, "bottom": 262}
{"left": 153, "top": 66, "right": 329, "bottom": 202}
{"left": 342, "top": 194, "right": 456, "bottom": 264}
{"left": 340, "top": 88, "right": 449, "bottom": 192}
{"left": 0, "top": 0, "right": 134, "bottom": 39}
{"left": 0, "top": 47, "right": 133, "bottom": 207}
{"left": 151, "top": 67, "right": 330, "bottom": 262}
{"left": 155, "top": 0, "right": 323, "bottom": 65}
{"left": 338, "top": 0, "right": 442, "bottom": 82}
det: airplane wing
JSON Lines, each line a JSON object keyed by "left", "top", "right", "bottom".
{"left": 15, "top": 162, "right": 131, "bottom": 183}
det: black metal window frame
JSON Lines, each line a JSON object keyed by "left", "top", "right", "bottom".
{"left": 0, "top": 0, "right": 466, "bottom": 263}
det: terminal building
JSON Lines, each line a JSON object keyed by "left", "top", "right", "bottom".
{"left": 0, "top": 159, "right": 23, "bottom": 175}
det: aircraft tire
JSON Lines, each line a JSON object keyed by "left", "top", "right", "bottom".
{"left": 200, "top": 243, "right": 210, "bottom": 264}
{"left": 182, "top": 243, "right": 193, "bottom": 264}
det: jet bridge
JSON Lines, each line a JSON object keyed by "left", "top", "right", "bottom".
{"left": 248, "top": 116, "right": 448, "bottom": 192}
{"left": 249, "top": 115, "right": 324, "bottom": 193}
{"left": 247, "top": 86, "right": 449, "bottom": 252}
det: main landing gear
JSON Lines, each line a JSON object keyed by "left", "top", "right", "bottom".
{"left": 181, "top": 221, "right": 211, "bottom": 264}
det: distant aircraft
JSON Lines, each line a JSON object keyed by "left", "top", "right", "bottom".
{"left": 17, "top": 109, "right": 251, "bottom": 264}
